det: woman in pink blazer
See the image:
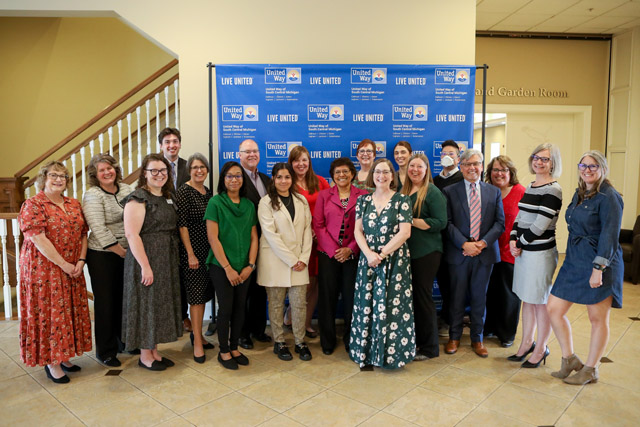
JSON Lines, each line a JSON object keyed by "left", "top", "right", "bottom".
{"left": 313, "top": 158, "right": 369, "bottom": 355}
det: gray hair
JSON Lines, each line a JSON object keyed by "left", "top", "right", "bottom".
{"left": 578, "top": 150, "right": 609, "bottom": 188}
{"left": 528, "top": 143, "right": 562, "bottom": 178}
{"left": 460, "top": 149, "right": 483, "bottom": 163}
{"left": 186, "top": 152, "right": 210, "bottom": 171}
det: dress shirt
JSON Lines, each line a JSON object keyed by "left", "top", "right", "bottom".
{"left": 243, "top": 166, "right": 267, "bottom": 198}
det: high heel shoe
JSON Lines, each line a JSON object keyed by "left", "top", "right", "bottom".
{"left": 190, "top": 332, "right": 215, "bottom": 349}
{"left": 193, "top": 353, "right": 206, "bottom": 364}
{"left": 521, "top": 346, "right": 550, "bottom": 368}
{"left": 507, "top": 341, "right": 536, "bottom": 362}
{"left": 551, "top": 354, "right": 584, "bottom": 379}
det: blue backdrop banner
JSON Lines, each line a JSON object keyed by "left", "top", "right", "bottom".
{"left": 215, "top": 64, "right": 475, "bottom": 179}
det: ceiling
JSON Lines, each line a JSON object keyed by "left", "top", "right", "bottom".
{"left": 476, "top": 0, "right": 640, "bottom": 34}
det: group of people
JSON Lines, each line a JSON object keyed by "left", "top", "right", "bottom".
{"left": 17, "top": 131, "right": 624, "bottom": 386}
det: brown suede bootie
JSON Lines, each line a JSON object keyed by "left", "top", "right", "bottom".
{"left": 563, "top": 365, "right": 598, "bottom": 385}
{"left": 551, "top": 354, "right": 584, "bottom": 379}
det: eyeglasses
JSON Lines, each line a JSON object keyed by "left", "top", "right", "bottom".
{"left": 461, "top": 162, "right": 482, "bottom": 168}
{"left": 578, "top": 163, "right": 600, "bottom": 172}
{"left": 145, "top": 168, "right": 168, "bottom": 176}
{"left": 373, "top": 169, "right": 392, "bottom": 175}
{"left": 225, "top": 174, "right": 243, "bottom": 181}
{"left": 190, "top": 165, "right": 207, "bottom": 171}
{"left": 491, "top": 168, "right": 509, "bottom": 174}
{"left": 47, "top": 173, "right": 68, "bottom": 181}
{"left": 531, "top": 155, "right": 551, "bottom": 163}
{"left": 440, "top": 151, "right": 458, "bottom": 157}
{"left": 358, "top": 149, "right": 375, "bottom": 154}
{"left": 239, "top": 149, "right": 259, "bottom": 155}
{"left": 334, "top": 169, "right": 352, "bottom": 176}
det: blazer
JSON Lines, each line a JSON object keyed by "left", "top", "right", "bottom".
{"left": 243, "top": 169, "right": 272, "bottom": 209}
{"left": 176, "top": 157, "right": 189, "bottom": 189}
{"left": 257, "top": 193, "right": 312, "bottom": 287}
{"left": 442, "top": 179, "right": 505, "bottom": 266}
{"left": 313, "top": 185, "right": 368, "bottom": 258}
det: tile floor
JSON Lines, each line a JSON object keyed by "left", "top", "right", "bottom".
{"left": 1, "top": 280, "right": 640, "bottom": 426}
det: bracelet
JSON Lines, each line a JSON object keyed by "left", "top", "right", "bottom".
{"left": 78, "top": 258, "right": 86, "bottom": 262}
{"left": 222, "top": 264, "right": 230, "bottom": 269}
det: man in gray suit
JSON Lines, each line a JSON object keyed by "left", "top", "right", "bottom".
{"left": 442, "top": 149, "right": 505, "bottom": 358}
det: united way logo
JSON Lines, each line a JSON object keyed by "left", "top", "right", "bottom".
{"left": 265, "top": 67, "right": 302, "bottom": 84}
{"left": 351, "top": 67, "right": 387, "bottom": 84}
{"left": 266, "top": 141, "right": 300, "bottom": 158}
{"left": 308, "top": 104, "right": 344, "bottom": 121}
{"left": 392, "top": 105, "right": 428, "bottom": 121}
{"left": 221, "top": 105, "right": 259, "bottom": 121}
{"left": 455, "top": 69, "right": 470, "bottom": 84}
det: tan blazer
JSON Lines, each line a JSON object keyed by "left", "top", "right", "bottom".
{"left": 257, "top": 193, "right": 312, "bottom": 287}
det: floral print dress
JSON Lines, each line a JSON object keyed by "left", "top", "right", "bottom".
{"left": 349, "top": 192, "right": 416, "bottom": 369}
{"left": 18, "top": 192, "right": 92, "bottom": 366}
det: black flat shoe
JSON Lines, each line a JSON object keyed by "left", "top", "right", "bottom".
{"left": 44, "top": 365, "right": 70, "bottom": 384}
{"left": 238, "top": 337, "right": 254, "bottom": 350}
{"left": 521, "top": 347, "right": 550, "bottom": 368}
{"left": 360, "top": 365, "right": 374, "bottom": 372}
{"left": 191, "top": 332, "right": 215, "bottom": 349}
{"left": 252, "top": 332, "right": 272, "bottom": 343}
{"left": 232, "top": 352, "right": 249, "bottom": 366}
{"left": 127, "top": 349, "right": 141, "bottom": 355}
{"left": 160, "top": 357, "right": 175, "bottom": 367}
{"left": 273, "top": 342, "right": 293, "bottom": 361}
{"left": 507, "top": 341, "right": 536, "bottom": 362}
{"left": 218, "top": 352, "right": 238, "bottom": 370}
{"left": 100, "top": 357, "right": 121, "bottom": 367}
{"left": 305, "top": 330, "right": 318, "bottom": 339}
{"left": 138, "top": 359, "right": 166, "bottom": 371}
{"left": 295, "top": 343, "right": 312, "bottom": 361}
{"left": 61, "top": 362, "right": 81, "bottom": 372}
{"left": 193, "top": 353, "right": 206, "bottom": 364}
{"left": 322, "top": 348, "right": 334, "bottom": 355}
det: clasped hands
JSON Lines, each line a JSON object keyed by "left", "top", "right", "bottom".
{"left": 462, "top": 240, "right": 486, "bottom": 257}
{"left": 62, "top": 260, "right": 85, "bottom": 279}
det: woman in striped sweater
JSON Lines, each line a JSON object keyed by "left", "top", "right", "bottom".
{"left": 507, "top": 144, "right": 562, "bottom": 368}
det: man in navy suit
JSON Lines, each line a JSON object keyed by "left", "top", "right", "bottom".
{"left": 442, "top": 149, "right": 505, "bottom": 357}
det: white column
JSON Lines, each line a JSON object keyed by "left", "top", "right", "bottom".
{"left": 12, "top": 219, "right": 21, "bottom": 318}
{"left": 1, "top": 220, "right": 11, "bottom": 319}
{"left": 174, "top": 79, "right": 180, "bottom": 129}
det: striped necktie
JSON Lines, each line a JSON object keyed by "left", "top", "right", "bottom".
{"left": 171, "top": 161, "right": 177, "bottom": 189}
{"left": 469, "top": 182, "right": 481, "bottom": 241}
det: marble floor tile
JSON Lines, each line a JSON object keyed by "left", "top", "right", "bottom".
{"left": 182, "top": 392, "right": 277, "bottom": 426}
{"left": 507, "top": 368, "right": 581, "bottom": 400}
{"left": 195, "top": 358, "right": 278, "bottom": 390}
{"left": 598, "top": 359, "right": 640, "bottom": 393}
{"left": 450, "top": 351, "right": 521, "bottom": 381}
{"left": 75, "top": 392, "right": 175, "bottom": 426}
{"left": 287, "top": 357, "right": 359, "bottom": 387}
{"left": 384, "top": 387, "right": 472, "bottom": 426}
{"left": 0, "top": 374, "right": 48, "bottom": 406}
{"left": 330, "top": 370, "right": 416, "bottom": 409}
{"left": 421, "top": 365, "right": 502, "bottom": 404}
{"left": 259, "top": 414, "right": 304, "bottom": 426}
{"left": 54, "top": 375, "right": 141, "bottom": 414}
{"left": 239, "top": 370, "right": 325, "bottom": 413}
{"left": 358, "top": 411, "right": 416, "bottom": 427}
{"left": 456, "top": 407, "right": 534, "bottom": 427}
{"left": 571, "top": 381, "right": 640, "bottom": 421}
{"left": 0, "top": 353, "right": 26, "bottom": 381}
{"left": 3, "top": 391, "right": 83, "bottom": 426}
{"left": 556, "top": 401, "right": 636, "bottom": 427}
{"left": 284, "top": 390, "right": 376, "bottom": 426}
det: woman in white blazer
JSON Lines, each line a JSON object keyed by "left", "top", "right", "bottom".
{"left": 257, "top": 163, "right": 313, "bottom": 361}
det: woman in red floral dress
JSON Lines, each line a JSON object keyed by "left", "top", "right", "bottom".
{"left": 19, "top": 161, "right": 92, "bottom": 384}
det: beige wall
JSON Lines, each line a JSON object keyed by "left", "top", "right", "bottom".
{"left": 0, "top": 17, "right": 174, "bottom": 176}
{"left": 475, "top": 37, "right": 609, "bottom": 153}
{"left": 0, "top": 0, "right": 476, "bottom": 173}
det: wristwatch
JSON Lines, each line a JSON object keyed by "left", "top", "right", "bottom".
{"left": 592, "top": 263, "right": 606, "bottom": 271}
{"left": 249, "top": 263, "right": 256, "bottom": 271}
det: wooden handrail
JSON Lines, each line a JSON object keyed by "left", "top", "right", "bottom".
{"left": 15, "top": 59, "right": 179, "bottom": 178}
{"left": 0, "top": 213, "right": 19, "bottom": 220}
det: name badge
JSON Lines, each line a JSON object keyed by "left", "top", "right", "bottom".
{"left": 167, "top": 199, "right": 173, "bottom": 205}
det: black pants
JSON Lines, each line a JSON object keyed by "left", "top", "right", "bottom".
{"left": 317, "top": 252, "right": 358, "bottom": 352}
{"left": 180, "top": 279, "right": 188, "bottom": 321}
{"left": 240, "top": 269, "right": 268, "bottom": 339}
{"left": 86, "top": 249, "right": 124, "bottom": 360}
{"left": 435, "top": 256, "right": 452, "bottom": 324}
{"left": 411, "top": 252, "right": 441, "bottom": 357}
{"left": 210, "top": 264, "right": 250, "bottom": 353}
{"left": 484, "top": 261, "right": 521, "bottom": 343}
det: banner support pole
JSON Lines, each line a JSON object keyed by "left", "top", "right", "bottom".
{"left": 475, "top": 64, "right": 489, "bottom": 157}
{"left": 207, "top": 63, "right": 215, "bottom": 191}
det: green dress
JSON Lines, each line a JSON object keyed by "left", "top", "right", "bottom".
{"left": 349, "top": 192, "right": 416, "bottom": 369}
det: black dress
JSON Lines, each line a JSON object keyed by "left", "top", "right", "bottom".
{"left": 176, "top": 184, "right": 214, "bottom": 305}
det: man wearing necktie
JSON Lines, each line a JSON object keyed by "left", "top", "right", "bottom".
{"left": 159, "top": 127, "right": 191, "bottom": 331}
{"left": 442, "top": 149, "right": 505, "bottom": 357}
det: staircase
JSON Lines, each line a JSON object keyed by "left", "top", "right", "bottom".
{"left": 0, "top": 59, "right": 180, "bottom": 320}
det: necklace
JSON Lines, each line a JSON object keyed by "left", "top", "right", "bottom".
{"left": 280, "top": 194, "right": 292, "bottom": 207}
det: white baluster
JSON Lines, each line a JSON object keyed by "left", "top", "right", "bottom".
{"left": 155, "top": 93, "right": 160, "bottom": 136}
{"left": 108, "top": 127, "right": 114, "bottom": 157}
{"left": 99, "top": 134, "right": 104, "bottom": 154}
{"left": 1, "top": 220, "right": 11, "bottom": 319}
{"left": 146, "top": 99, "right": 151, "bottom": 155}
{"left": 127, "top": 113, "right": 133, "bottom": 175}
{"left": 117, "top": 120, "right": 123, "bottom": 171}
{"left": 81, "top": 147, "right": 87, "bottom": 197}
{"left": 12, "top": 219, "right": 21, "bottom": 319}
{"left": 136, "top": 106, "right": 142, "bottom": 168}
{"left": 89, "top": 139, "right": 95, "bottom": 158}
{"left": 71, "top": 154, "right": 78, "bottom": 200}
{"left": 174, "top": 80, "right": 179, "bottom": 129}
{"left": 63, "top": 160, "right": 68, "bottom": 197}
{"left": 164, "top": 86, "right": 170, "bottom": 128}
{"left": 24, "top": 186, "right": 30, "bottom": 200}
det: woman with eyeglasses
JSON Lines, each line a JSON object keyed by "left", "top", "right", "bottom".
{"left": 483, "top": 155, "right": 526, "bottom": 349}
{"left": 508, "top": 144, "right": 562, "bottom": 368}
{"left": 350, "top": 158, "right": 415, "bottom": 369}
{"left": 175, "top": 153, "right": 215, "bottom": 363}
{"left": 354, "top": 139, "right": 377, "bottom": 192}
{"left": 205, "top": 161, "right": 258, "bottom": 369}
{"left": 122, "top": 153, "right": 182, "bottom": 371}
{"left": 18, "top": 161, "right": 92, "bottom": 383}
{"left": 393, "top": 141, "right": 412, "bottom": 192}
{"left": 547, "top": 151, "right": 623, "bottom": 385}
{"left": 83, "top": 154, "right": 134, "bottom": 367}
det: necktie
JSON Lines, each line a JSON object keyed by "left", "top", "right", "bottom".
{"left": 469, "top": 182, "right": 481, "bottom": 241}
{"left": 171, "top": 162, "right": 177, "bottom": 189}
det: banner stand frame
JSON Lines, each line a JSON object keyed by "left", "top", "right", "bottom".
{"left": 475, "top": 64, "right": 489, "bottom": 157}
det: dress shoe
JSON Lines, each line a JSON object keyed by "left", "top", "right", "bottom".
{"left": 193, "top": 353, "right": 206, "bottom": 364}
{"left": 127, "top": 349, "right": 141, "bottom": 355}
{"left": 360, "top": 364, "right": 374, "bottom": 371}
{"left": 507, "top": 341, "right": 536, "bottom": 362}
{"left": 160, "top": 357, "right": 175, "bottom": 367}
{"left": 322, "top": 348, "right": 334, "bottom": 355}
{"left": 471, "top": 341, "right": 489, "bottom": 358}
{"left": 100, "top": 357, "right": 121, "bottom": 368}
{"left": 273, "top": 342, "right": 293, "bottom": 361}
{"left": 183, "top": 318, "right": 193, "bottom": 332}
{"left": 500, "top": 340, "right": 514, "bottom": 348}
{"left": 444, "top": 339, "right": 460, "bottom": 354}
{"left": 563, "top": 365, "right": 598, "bottom": 385}
{"left": 521, "top": 346, "right": 549, "bottom": 368}
{"left": 438, "top": 323, "right": 449, "bottom": 337}
{"left": 251, "top": 332, "right": 272, "bottom": 343}
{"left": 483, "top": 332, "right": 497, "bottom": 339}
{"left": 138, "top": 359, "right": 166, "bottom": 371}
{"left": 218, "top": 352, "right": 238, "bottom": 370}
{"left": 232, "top": 352, "right": 249, "bottom": 366}
{"left": 190, "top": 332, "right": 215, "bottom": 349}
{"left": 238, "top": 337, "right": 254, "bottom": 350}
{"left": 295, "top": 343, "right": 312, "bottom": 361}
{"left": 44, "top": 365, "right": 70, "bottom": 384}
{"left": 305, "top": 329, "right": 318, "bottom": 339}
{"left": 205, "top": 322, "right": 217, "bottom": 336}
{"left": 61, "top": 362, "right": 82, "bottom": 372}
{"left": 551, "top": 353, "right": 584, "bottom": 379}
